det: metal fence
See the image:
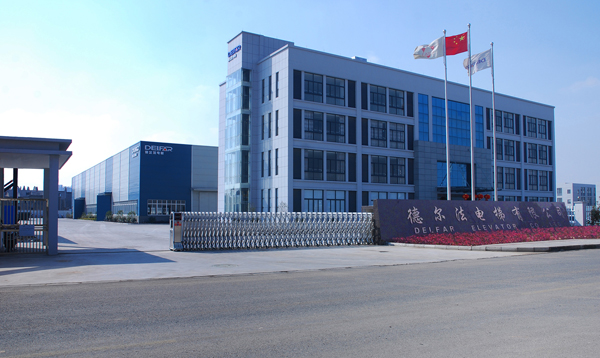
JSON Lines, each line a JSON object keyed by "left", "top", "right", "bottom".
{"left": 170, "top": 212, "right": 374, "bottom": 251}
{"left": 1, "top": 198, "right": 48, "bottom": 254}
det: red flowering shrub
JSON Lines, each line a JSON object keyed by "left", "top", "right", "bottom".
{"left": 391, "top": 226, "right": 600, "bottom": 246}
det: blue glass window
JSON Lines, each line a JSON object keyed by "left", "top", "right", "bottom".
{"left": 432, "top": 97, "right": 483, "bottom": 148}
{"left": 418, "top": 94, "right": 429, "bottom": 141}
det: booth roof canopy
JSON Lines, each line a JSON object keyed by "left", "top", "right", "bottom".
{"left": 0, "top": 136, "right": 73, "bottom": 169}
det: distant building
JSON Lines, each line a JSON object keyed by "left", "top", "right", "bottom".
{"left": 3, "top": 186, "right": 72, "bottom": 211}
{"left": 556, "top": 183, "right": 596, "bottom": 207}
{"left": 71, "top": 141, "right": 218, "bottom": 222}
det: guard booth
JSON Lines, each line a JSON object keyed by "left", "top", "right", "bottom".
{"left": 0, "top": 136, "right": 72, "bottom": 255}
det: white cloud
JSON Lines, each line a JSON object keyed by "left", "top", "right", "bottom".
{"left": 565, "top": 77, "right": 600, "bottom": 92}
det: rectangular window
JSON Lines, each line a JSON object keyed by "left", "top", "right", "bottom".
{"left": 304, "top": 149, "right": 324, "bottom": 180}
{"left": 262, "top": 79, "right": 265, "bottom": 104}
{"left": 370, "top": 120, "right": 387, "bottom": 147}
{"left": 275, "top": 188, "right": 279, "bottom": 212}
{"left": 539, "top": 171, "right": 549, "bottom": 191}
{"left": 326, "top": 114, "right": 345, "bottom": 143}
{"left": 268, "top": 150, "right": 272, "bottom": 176}
{"left": 505, "top": 167, "right": 516, "bottom": 190}
{"left": 538, "top": 119, "right": 547, "bottom": 139}
{"left": 293, "top": 148, "right": 301, "bottom": 179}
{"left": 527, "top": 116, "right": 537, "bottom": 138}
{"left": 261, "top": 189, "right": 264, "bottom": 212}
{"left": 304, "top": 189, "right": 323, "bottom": 212}
{"left": 326, "top": 151, "right": 345, "bottom": 181}
{"left": 370, "top": 85, "right": 386, "bottom": 112}
{"left": 326, "top": 77, "right": 345, "bottom": 106}
{"left": 304, "top": 110, "right": 323, "bottom": 141}
{"left": 268, "top": 112, "right": 272, "bottom": 138}
{"left": 275, "top": 148, "right": 279, "bottom": 175}
{"left": 348, "top": 153, "right": 356, "bottom": 182}
{"left": 390, "top": 157, "right": 406, "bottom": 184}
{"left": 261, "top": 152, "right": 264, "bottom": 177}
{"left": 293, "top": 109, "right": 302, "bottom": 139}
{"left": 361, "top": 118, "right": 369, "bottom": 145}
{"left": 406, "top": 92, "right": 414, "bottom": 117}
{"left": 304, "top": 72, "right": 323, "bottom": 103}
{"left": 504, "top": 140, "right": 515, "bottom": 161}
{"left": 361, "top": 82, "right": 368, "bottom": 110}
{"left": 528, "top": 143, "right": 538, "bottom": 164}
{"left": 362, "top": 154, "right": 369, "bottom": 183}
{"left": 497, "top": 167, "right": 504, "bottom": 189}
{"left": 293, "top": 70, "right": 302, "bottom": 100}
{"left": 495, "top": 110, "right": 502, "bottom": 133}
{"left": 348, "top": 80, "right": 356, "bottom": 108}
{"left": 326, "top": 190, "right": 346, "bottom": 212}
{"left": 261, "top": 115, "right": 265, "bottom": 140}
{"left": 496, "top": 138, "right": 503, "bottom": 160}
{"left": 389, "top": 89, "right": 405, "bottom": 115}
{"left": 275, "top": 72, "right": 279, "bottom": 98}
{"left": 369, "top": 191, "right": 388, "bottom": 206}
{"left": 275, "top": 110, "right": 279, "bottom": 136}
{"left": 371, "top": 155, "right": 387, "bottom": 183}
{"left": 539, "top": 145, "right": 548, "bottom": 165}
{"left": 348, "top": 116, "right": 356, "bottom": 144}
{"left": 242, "top": 86, "right": 250, "bottom": 110}
{"left": 504, "top": 112, "right": 515, "bottom": 134}
{"left": 390, "top": 123, "right": 405, "bottom": 149}
{"left": 147, "top": 199, "right": 186, "bottom": 216}
{"left": 528, "top": 169, "right": 538, "bottom": 191}
{"left": 418, "top": 94, "right": 429, "bottom": 141}
{"left": 268, "top": 75, "right": 272, "bottom": 101}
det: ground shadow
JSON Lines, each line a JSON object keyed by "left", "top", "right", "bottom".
{"left": 0, "top": 249, "right": 174, "bottom": 278}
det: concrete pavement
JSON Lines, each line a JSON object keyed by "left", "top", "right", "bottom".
{"left": 1, "top": 219, "right": 599, "bottom": 287}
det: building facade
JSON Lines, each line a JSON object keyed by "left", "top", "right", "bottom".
{"left": 556, "top": 183, "right": 596, "bottom": 208}
{"left": 72, "top": 141, "right": 218, "bottom": 222}
{"left": 218, "top": 32, "right": 556, "bottom": 213}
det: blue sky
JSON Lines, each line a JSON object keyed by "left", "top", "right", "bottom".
{"left": 1, "top": 0, "right": 599, "bottom": 189}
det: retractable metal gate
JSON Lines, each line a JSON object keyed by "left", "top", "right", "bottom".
{"left": 1, "top": 198, "right": 48, "bottom": 254}
{"left": 170, "top": 212, "right": 374, "bottom": 251}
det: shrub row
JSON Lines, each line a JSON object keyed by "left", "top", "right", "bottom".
{"left": 105, "top": 211, "right": 137, "bottom": 224}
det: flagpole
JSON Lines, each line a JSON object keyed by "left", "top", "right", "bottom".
{"left": 468, "top": 23, "right": 475, "bottom": 201}
{"left": 444, "top": 29, "right": 451, "bottom": 201}
{"left": 491, "top": 42, "right": 497, "bottom": 201}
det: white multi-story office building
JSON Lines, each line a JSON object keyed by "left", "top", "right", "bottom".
{"left": 218, "top": 31, "right": 556, "bottom": 212}
{"left": 556, "top": 183, "right": 596, "bottom": 207}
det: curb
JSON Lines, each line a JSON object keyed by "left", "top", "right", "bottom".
{"left": 387, "top": 242, "right": 600, "bottom": 252}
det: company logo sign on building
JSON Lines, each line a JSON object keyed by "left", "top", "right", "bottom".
{"left": 145, "top": 145, "right": 173, "bottom": 156}
{"left": 228, "top": 45, "right": 241, "bottom": 62}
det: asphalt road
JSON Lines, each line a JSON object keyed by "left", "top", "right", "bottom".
{"left": 1, "top": 250, "right": 599, "bottom": 358}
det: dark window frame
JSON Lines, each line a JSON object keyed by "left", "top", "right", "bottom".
{"left": 304, "top": 149, "right": 324, "bottom": 180}
{"left": 370, "top": 119, "right": 387, "bottom": 148}
{"left": 326, "top": 76, "right": 345, "bottom": 106}
{"left": 389, "top": 88, "right": 405, "bottom": 116}
{"left": 326, "top": 114, "right": 345, "bottom": 143}
{"left": 371, "top": 155, "right": 388, "bottom": 183}
{"left": 304, "top": 72, "right": 323, "bottom": 103}
{"left": 369, "top": 84, "right": 386, "bottom": 113}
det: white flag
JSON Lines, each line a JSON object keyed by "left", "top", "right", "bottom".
{"left": 413, "top": 36, "right": 444, "bottom": 60}
{"left": 463, "top": 49, "right": 492, "bottom": 75}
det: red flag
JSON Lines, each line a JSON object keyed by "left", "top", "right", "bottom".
{"left": 446, "top": 32, "right": 468, "bottom": 55}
